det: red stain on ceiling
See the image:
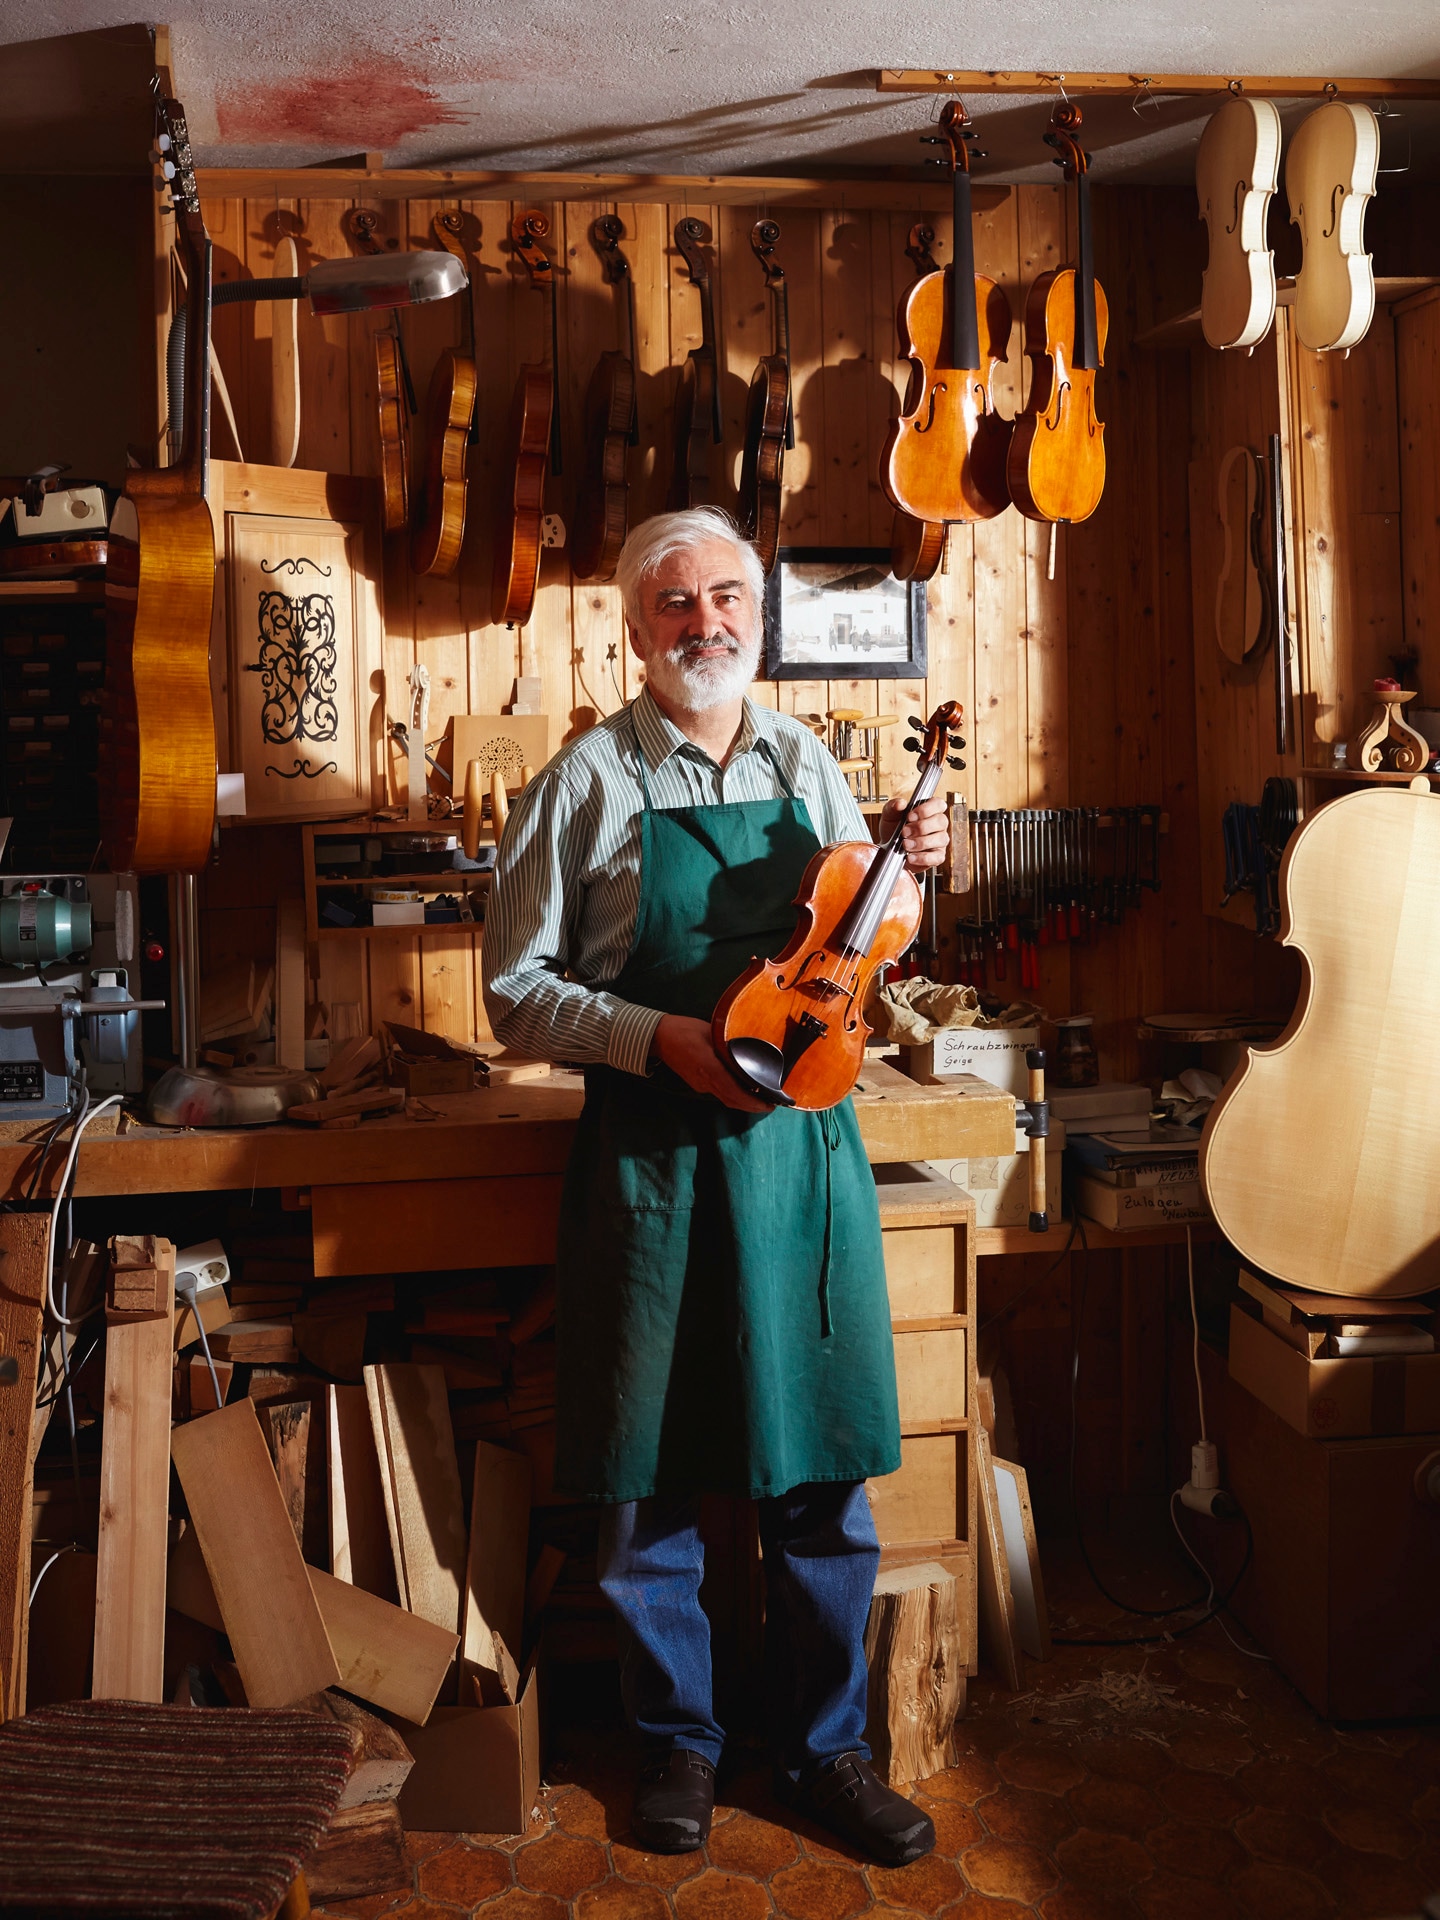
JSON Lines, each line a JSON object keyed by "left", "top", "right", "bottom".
{"left": 215, "top": 63, "right": 463, "bottom": 147}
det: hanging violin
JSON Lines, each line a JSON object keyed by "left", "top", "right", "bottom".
{"left": 1195, "top": 96, "right": 1282, "bottom": 352}
{"left": 411, "top": 209, "right": 478, "bottom": 577}
{"left": 891, "top": 224, "right": 948, "bottom": 583}
{"left": 492, "top": 209, "right": 562, "bottom": 627}
{"left": 738, "top": 218, "right": 793, "bottom": 575}
{"left": 344, "top": 208, "right": 416, "bottom": 532}
{"left": 1006, "top": 101, "right": 1108, "bottom": 525}
{"left": 572, "top": 215, "right": 638, "bottom": 582}
{"left": 667, "top": 217, "right": 722, "bottom": 510}
{"left": 882, "top": 100, "right": 1012, "bottom": 527}
{"left": 1286, "top": 100, "right": 1379, "bottom": 353}
{"left": 713, "top": 703, "right": 966, "bottom": 1111}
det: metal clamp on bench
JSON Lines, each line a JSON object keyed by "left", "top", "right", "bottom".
{"left": 1018, "top": 1045, "right": 1049, "bottom": 1233}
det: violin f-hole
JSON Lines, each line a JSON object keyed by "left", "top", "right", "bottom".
{"left": 914, "top": 382, "right": 947, "bottom": 433}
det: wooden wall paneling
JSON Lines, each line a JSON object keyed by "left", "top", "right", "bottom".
{"left": 716, "top": 201, "right": 763, "bottom": 520}
{"left": 520, "top": 198, "right": 578, "bottom": 737}
{"left": 625, "top": 199, "right": 672, "bottom": 550}
{"left": 369, "top": 934, "right": 423, "bottom": 1032}
{"left": 316, "top": 937, "right": 371, "bottom": 1046}
{"left": 1284, "top": 312, "right": 1405, "bottom": 759}
{"left": 420, "top": 930, "right": 476, "bottom": 1042}
{"left": 1397, "top": 300, "right": 1440, "bottom": 668}
{"left": 563, "top": 197, "right": 623, "bottom": 733}
{"left": 295, "top": 199, "right": 354, "bottom": 477}
{"left": 767, "top": 206, "right": 826, "bottom": 731}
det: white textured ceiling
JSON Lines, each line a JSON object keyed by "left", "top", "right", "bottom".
{"left": 2, "top": 7, "right": 1439, "bottom": 181}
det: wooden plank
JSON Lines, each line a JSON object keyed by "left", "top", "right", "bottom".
{"left": 328, "top": 1383, "right": 398, "bottom": 1601}
{"left": 367, "top": 934, "right": 423, "bottom": 1031}
{"left": 263, "top": 1398, "right": 328, "bottom": 1567}
{"left": 991, "top": 1455, "right": 1050, "bottom": 1661}
{"left": 275, "top": 898, "right": 307, "bottom": 1071}
{"left": 419, "top": 930, "right": 476, "bottom": 1042}
{"left": 974, "top": 1425, "right": 1021, "bottom": 1690}
{"left": 461, "top": 1440, "right": 531, "bottom": 1703}
{"left": 91, "top": 1238, "right": 175, "bottom": 1704}
{"left": 1398, "top": 299, "right": 1440, "bottom": 660}
{"left": 863, "top": 1560, "right": 964, "bottom": 1788}
{"left": 363, "top": 1364, "right": 467, "bottom": 1633}
{"left": 0, "top": 1215, "right": 50, "bottom": 1719}
{"left": 306, "top": 1801, "right": 409, "bottom": 1902}
{"left": 169, "top": 1397, "right": 341, "bottom": 1706}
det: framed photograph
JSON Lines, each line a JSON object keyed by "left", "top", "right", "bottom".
{"left": 763, "top": 548, "right": 927, "bottom": 681}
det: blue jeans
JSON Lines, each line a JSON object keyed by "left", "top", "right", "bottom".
{"left": 596, "top": 1480, "right": 879, "bottom": 1774}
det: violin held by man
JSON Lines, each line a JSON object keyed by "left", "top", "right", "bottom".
{"left": 482, "top": 507, "right": 946, "bottom": 1864}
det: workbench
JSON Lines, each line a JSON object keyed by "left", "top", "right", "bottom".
{"left": 0, "top": 1062, "right": 1017, "bottom": 1277}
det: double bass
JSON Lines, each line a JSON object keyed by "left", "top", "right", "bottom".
{"left": 572, "top": 215, "right": 637, "bottom": 583}
{"left": 344, "top": 207, "right": 416, "bottom": 531}
{"left": 667, "top": 217, "right": 722, "bottom": 510}
{"left": 882, "top": 100, "right": 1012, "bottom": 527}
{"left": 1006, "top": 101, "right": 1108, "bottom": 525}
{"left": 713, "top": 703, "right": 966, "bottom": 1110}
{"left": 738, "top": 219, "right": 793, "bottom": 574}
{"left": 99, "top": 93, "right": 216, "bottom": 874}
{"left": 492, "top": 210, "right": 562, "bottom": 627}
{"left": 412, "top": 209, "right": 479, "bottom": 577}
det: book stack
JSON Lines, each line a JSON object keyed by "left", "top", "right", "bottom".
{"left": 1239, "top": 1268, "right": 1437, "bottom": 1357}
{"left": 1066, "top": 1123, "right": 1208, "bottom": 1230}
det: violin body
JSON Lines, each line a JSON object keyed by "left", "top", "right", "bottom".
{"left": 572, "top": 349, "right": 635, "bottom": 581}
{"left": 1006, "top": 268, "right": 1109, "bottom": 524}
{"left": 882, "top": 268, "right": 1013, "bottom": 524}
{"left": 668, "top": 350, "right": 718, "bottom": 510}
{"left": 373, "top": 329, "right": 409, "bottom": 531}
{"left": 712, "top": 841, "right": 922, "bottom": 1112}
{"left": 491, "top": 363, "right": 555, "bottom": 626}
{"left": 1286, "top": 100, "right": 1379, "bottom": 353}
{"left": 739, "top": 353, "right": 788, "bottom": 572}
{"left": 890, "top": 506, "right": 946, "bottom": 582}
{"left": 1201, "top": 786, "right": 1440, "bottom": 1297}
{"left": 411, "top": 346, "right": 476, "bottom": 577}
{"left": 1196, "top": 96, "right": 1282, "bottom": 351}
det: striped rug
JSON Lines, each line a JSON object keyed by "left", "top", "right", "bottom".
{"left": 0, "top": 1699, "right": 355, "bottom": 1918}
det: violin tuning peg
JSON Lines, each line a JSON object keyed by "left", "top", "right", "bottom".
{"left": 948, "top": 756, "right": 966, "bottom": 771}
{"left": 903, "top": 737, "right": 921, "bottom": 754}
{"left": 908, "top": 714, "right": 925, "bottom": 728}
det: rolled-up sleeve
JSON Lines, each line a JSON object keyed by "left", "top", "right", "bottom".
{"left": 480, "top": 770, "right": 664, "bottom": 1074}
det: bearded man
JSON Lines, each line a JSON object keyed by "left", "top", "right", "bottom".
{"left": 482, "top": 508, "right": 948, "bottom": 1864}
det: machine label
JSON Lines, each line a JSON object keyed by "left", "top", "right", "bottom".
{"left": 0, "top": 1062, "right": 44, "bottom": 1100}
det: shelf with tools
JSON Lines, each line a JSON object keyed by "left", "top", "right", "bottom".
{"left": 301, "top": 819, "right": 495, "bottom": 943}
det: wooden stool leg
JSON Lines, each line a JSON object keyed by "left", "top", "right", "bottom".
{"left": 276, "top": 1871, "right": 311, "bottom": 1919}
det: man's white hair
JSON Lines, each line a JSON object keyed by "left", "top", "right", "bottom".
{"left": 615, "top": 507, "right": 766, "bottom": 633}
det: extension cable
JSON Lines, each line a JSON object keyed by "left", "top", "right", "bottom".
{"left": 1179, "top": 1440, "right": 1239, "bottom": 1520}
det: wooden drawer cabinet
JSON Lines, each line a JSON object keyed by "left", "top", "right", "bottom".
{"left": 869, "top": 1168, "right": 978, "bottom": 1674}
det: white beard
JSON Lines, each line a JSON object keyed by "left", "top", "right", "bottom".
{"left": 645, "top": 630, "right": 762, "bottom": 712}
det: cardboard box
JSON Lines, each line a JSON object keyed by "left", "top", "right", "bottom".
{"left": 924, "top": 1126, "right": 1063, "bottom": 1228}
{"left": 1228, "top": 1303, "right": 1440, "bottom": 1440}
{"left": 389, "top": 1055, "right": 475, "bottom": 1096}
{"left": 1077, "top": 1175, "right": 1206, "bottom": 1231}
{"left": 902, "top": 1028, "right": 1038, "bottom": 1096}
{"left": 396, "top": 1668, "right": 541, "bottom": 1834}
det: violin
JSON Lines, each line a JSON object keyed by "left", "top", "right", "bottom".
{"left": 99, "top": 93, "right": 216, "bottom": 875}
{"left": 667, "top": 217, "right": 722, "bottom": 510}
{"left": 492, "top": 210, "right": 562, "bottom": 627}
{"left": 344, "top": 208, "right": 416, "bottom": 531}
{"left": 1007, "top": 101, "right": 1108, "bottom": 525}
{"left": 882, "top": 100, "right": 1012, "bottom": 527}
{"left": 738, "top": 219, "right": 793, "bottom": 575}
{"left": 890, "top": 224, "right": 947, "bottom": 583}
{"left": 572, "top": 215, "right": 637, "bottom": 583}
{"left": 1195, "top": 96, "right": 1282, "bottom": 352}
{"left": 1202, "top": 784, "right": 1440, "bottom": 1298}
{"left": 411, "top": 210, "right": 478, "bottom": 576}
{"left": 1285, "top": 100, "right": 1379, "bottom": 353}
{"left": 713, "top": 703, "right": 966, "bottom": 1111}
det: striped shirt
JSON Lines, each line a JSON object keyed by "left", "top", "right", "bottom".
{"left": 481, "top": 686, "right": 871, "bottom": 1075}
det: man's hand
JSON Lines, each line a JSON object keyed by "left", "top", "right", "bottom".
{"left": 882, "top": 793, "right": 949, "bottom": 873}
{"left": 652, "top": 1014, "right": 772, "bottom": 1112}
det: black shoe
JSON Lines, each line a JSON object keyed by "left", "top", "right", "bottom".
{"left": 632, "top": 1747, "right": 716, "bottom": 1853}
{"left": 774, "top": 1751, "right": 935, "bottom": 1866}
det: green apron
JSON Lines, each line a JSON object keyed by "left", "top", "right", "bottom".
{"left": 553, "top": 725, "right": 901, "bottom": 1503}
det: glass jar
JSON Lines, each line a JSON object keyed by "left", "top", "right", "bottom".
{"left": 1053, "top": 1014, "right": 1099, "bottom": 1088}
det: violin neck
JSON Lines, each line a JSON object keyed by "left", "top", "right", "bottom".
{"left": 548, "top": 278, "right": 564, "bottom": 474}
{"left": 1074, "top": 169, "right": 1099, "bottom": 373}
{"left": 833, "top": 756, "right": 942, "bottom": 959}
{"left": 950, "top": 166, "right": 981, "bottom": 370}
{"left": 698, "top": 276, "right": 723, "bottom": 444}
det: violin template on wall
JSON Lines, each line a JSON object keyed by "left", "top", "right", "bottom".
{"left": 667, "top": 216, "right": 722, "bottom": 511}
{"left": 1195, "top": 96, "right": 1283, "bottom": 353}
{"left": 1286, "top": 99, "right": 1379, "bottom": 353}
{"left": 571, "top": 215, "right": 637, "bottom": 584}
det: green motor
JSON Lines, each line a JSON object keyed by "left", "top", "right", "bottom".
{"left": 0, "top": 887, "right": 92, "bottom": 966}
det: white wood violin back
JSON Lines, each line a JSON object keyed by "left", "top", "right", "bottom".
{"left": 1196, "top": 97, "right": 1282, "bottom": 350}
{"left": 1286, "top": 100, "right": 1379, "bottom": 352}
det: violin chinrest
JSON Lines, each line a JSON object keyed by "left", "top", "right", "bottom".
{"left": 1286, "top": 100, "right": 1379, "bottom": 353}
{"left": 724, "top": 1036, "right": 797, "bottom": 1109}
{"left": 1196, "top": 96, "right": 1282, "bottom": 352}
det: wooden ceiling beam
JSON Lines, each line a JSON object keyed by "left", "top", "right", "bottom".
{"left": 876, "top": 68, "right": 1440, "bottom": 100}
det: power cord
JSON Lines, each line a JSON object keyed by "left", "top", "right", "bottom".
{"left": 175, "top": 1274, "right": 224, "bottom": 1413}
{"left": 45, "top": 1093, "right": 123, "bottom": 1328}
